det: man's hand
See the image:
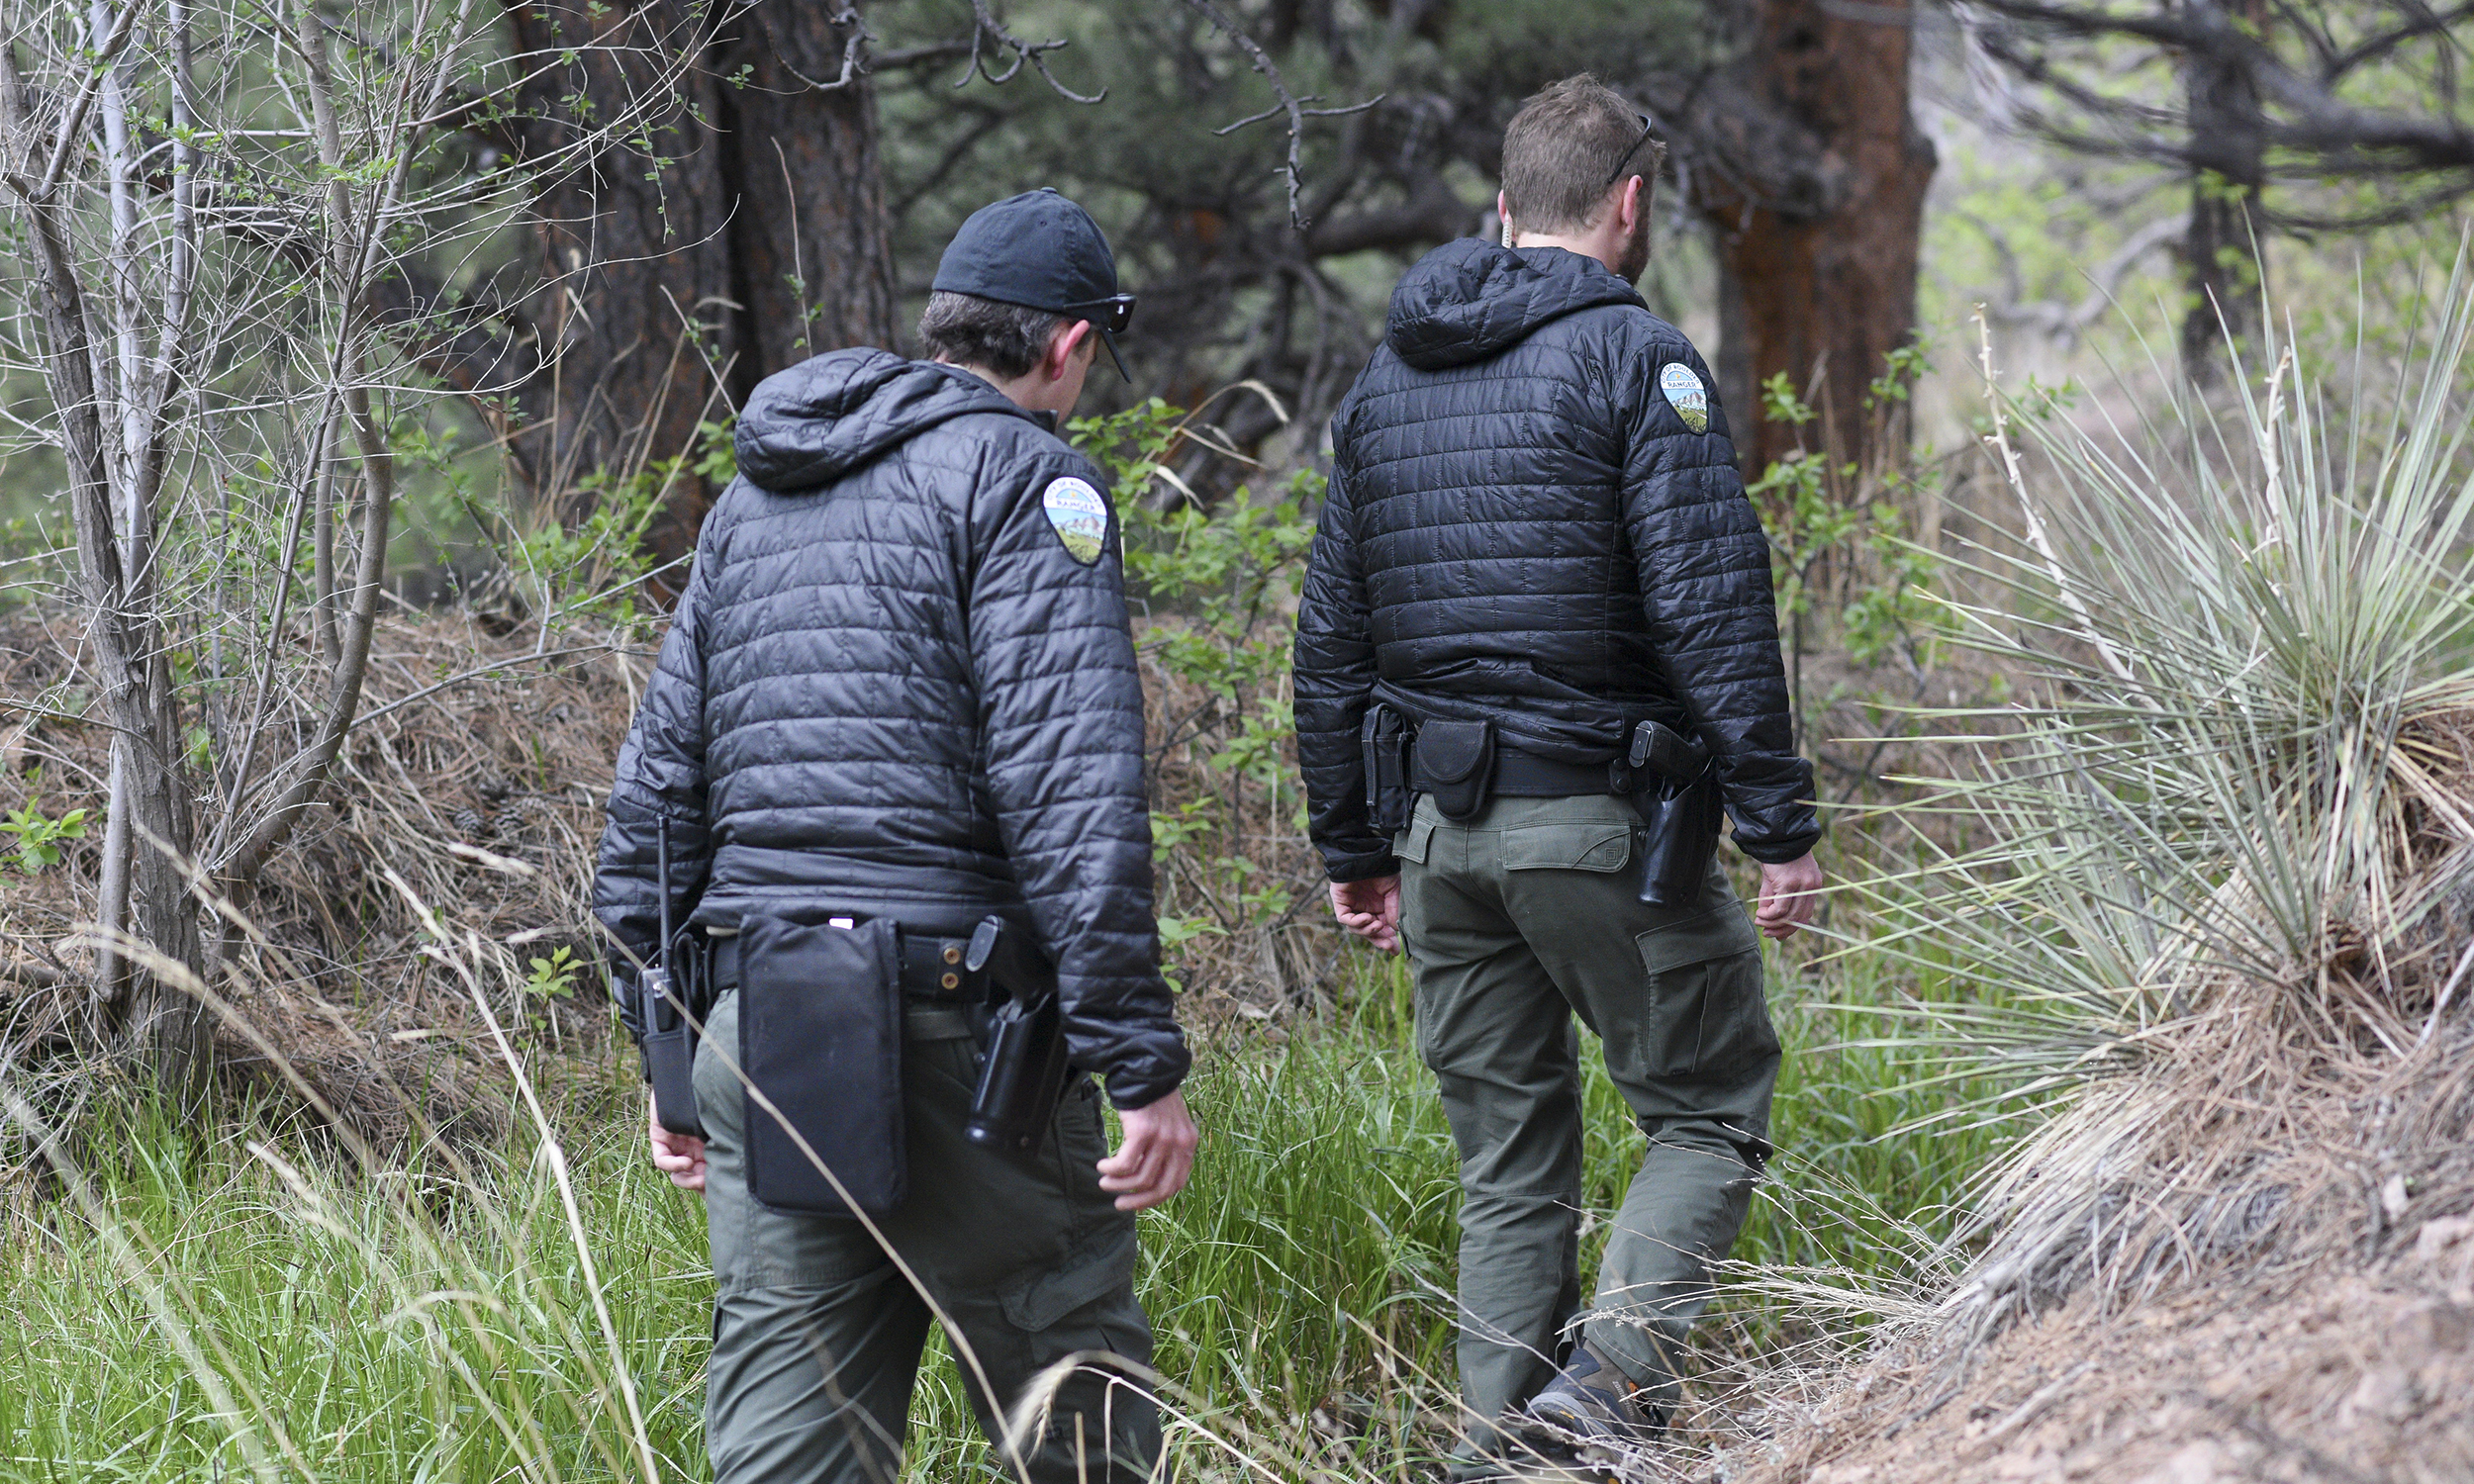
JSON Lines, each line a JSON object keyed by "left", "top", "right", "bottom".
{"left": 648, "top": 1093, "right": 708, "bottom": 1193}
{"left": 1096, "top": 1089, "right": 1197, "bottom": 1212}
{"left": 1756, "top": 853, "right": 1825, "bottom": 940}
{"left": 1329, "top": 875, "right": 1401, "bottom": 954}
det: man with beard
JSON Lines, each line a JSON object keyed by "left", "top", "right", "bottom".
{"left": 1293, "top": 76, "right": 1823, "bottom": 1478}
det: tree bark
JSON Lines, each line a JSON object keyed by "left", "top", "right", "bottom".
{"left": 1692, "top": 0, "right": 1937, "bottom": 478}
{"left": 2179, "top": 0, "right": 2268, "bottom": 381}
{"left": 13, "top": 183, "right": 212, "bottom": 1106}
{"left": 502, "top": 0, "right": 897, "bottom": 564}
{"left": 5, "top": 19, "right": 214, "bottom": 1104}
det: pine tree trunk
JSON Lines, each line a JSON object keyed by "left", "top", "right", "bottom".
{"left": 503, "top": 0, "right": 897, "bottom": 561}
{"left": 1694, "top": 0, "right": 1937, "bottom": 478}
{"left": 2179, "top": 0, "right": 2268, "bottom": 383}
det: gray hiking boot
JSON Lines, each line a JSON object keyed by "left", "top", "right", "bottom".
{"left": 1518, "top": 1344, "right": 1667, "bottom": 1449}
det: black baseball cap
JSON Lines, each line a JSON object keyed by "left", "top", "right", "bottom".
{"left": 932, "top": 188, "right": 1134, "bottom": 381}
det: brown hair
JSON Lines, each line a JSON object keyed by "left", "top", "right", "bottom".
{"left": 1499, "top": 74, "right": 1665, "bottom": 235}
{"left": 917, "top": 291, "right": 1068, "bottom": 378}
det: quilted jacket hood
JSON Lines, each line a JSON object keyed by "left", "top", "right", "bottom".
{"left": 1384, "top": 238, "right": 1646, "bottom": 371}
{"left": 734, "top": 349, "right": 1043, "bottom": 492}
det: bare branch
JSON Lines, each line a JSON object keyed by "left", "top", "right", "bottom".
{"left": 744, "top": 4, "right": 874, "bottom": 92}
{"left": 1961, "top": 0, "right": 2474, "bottom": 227}
{"left": 18, "top": 0, "right": 142, "bottom": 203}
{"left": 1301, "top": 177, "right": 1476, "bottom": 258}
{"left": 959, "top": 0, "right": 1103, "bottom": 105}
{"left": 1179, "top": 0, "right": 1381, "bottom": 229}
{"left": 747, "top": 3, "right": 1100, "bottom": 103}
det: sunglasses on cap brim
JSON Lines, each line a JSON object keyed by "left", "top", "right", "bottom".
{"left": 1061, "top": 293, "right": 1137, "bottom": 336}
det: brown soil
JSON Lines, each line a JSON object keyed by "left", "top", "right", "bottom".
{"left": 1689, "top": 711, "right": 2474, "bottom": 1484}
{"left": 1747, "top": 1236, "right": 2474, "bottom": 1484}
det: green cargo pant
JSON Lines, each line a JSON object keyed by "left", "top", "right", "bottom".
{"left": 1394, "top": 792, "right": 1778, "bottom": 1471}
{"left": 693, "top": 989, "right": 1160, "bottom": 1484}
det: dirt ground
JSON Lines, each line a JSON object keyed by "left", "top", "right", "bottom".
{"left": 1727, "top": 1216, "right": 2474, "bottom": 1484}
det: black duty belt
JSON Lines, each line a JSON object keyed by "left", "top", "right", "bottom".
{"left": 709, "top": 931, "right": 992, "bottom": 1002}
{"left": 1408, "top": 739, "right": 1628, "bottom": 798}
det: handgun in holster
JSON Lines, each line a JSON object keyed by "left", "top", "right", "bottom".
{"left": 963, "top": 916, "right": 1073, "bottom": 1155}
{"left": 642, "top": 814, "right": 707, "bottom": 1139}
{"left": 1627, "top": 719, "right": 1723, "bottom": 908}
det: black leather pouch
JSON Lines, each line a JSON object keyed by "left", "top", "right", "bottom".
{"left": 1362, "top": 703, "right": 1413, "bottom": 835}
{"left": 1414, "top": 718, "right": 1496, "bottom": 822}
{"left": 736, "top": 914, "right": 905, "bottom": 1217}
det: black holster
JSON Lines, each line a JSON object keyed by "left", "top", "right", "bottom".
{"left": 965, "top": 917, "right": 1073, "bottom": 1155}
{"left": 1628, "top": 720, "right": 1722, "bottom": 907}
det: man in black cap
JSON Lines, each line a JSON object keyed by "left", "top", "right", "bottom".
{"left": 596, "top": 188, "right": 1194, "bottom": 1484}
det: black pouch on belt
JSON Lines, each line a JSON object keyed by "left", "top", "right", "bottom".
{"left": 1412, "top": 718, "right": 1496, "bottom": 822}
{"left": 735, "top": 913, "right": 905, "bottom": 1217}
{"left": 1361, "top": 703, "right": 1413, "bottom": 835}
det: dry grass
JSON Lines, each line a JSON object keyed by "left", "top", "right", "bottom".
{"left": 0, "top": 600, "right": 1359, "bottom": 1142}
{"left": 0, "top": 609, "right": 651, "bottom": 1146}
{"left": 1135, "top": 623, "right": 1349, "bottom": 1030}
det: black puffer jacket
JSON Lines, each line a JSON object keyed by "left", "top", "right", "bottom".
{"left": 1294, "top": 238, "right": 1818, "bottom": 881}
{"left": 593, "top": 349, "right": 1189, "bottom": 1110}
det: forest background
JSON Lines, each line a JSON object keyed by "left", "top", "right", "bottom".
{"left": 0, "top": 0, "right": 2470, "bottom": 1479}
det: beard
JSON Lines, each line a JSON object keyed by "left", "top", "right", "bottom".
{"left": 1611, "top": 211, "right": 1653, "bottom": 285}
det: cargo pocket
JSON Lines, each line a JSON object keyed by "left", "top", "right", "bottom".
{"left": 1501, "top": 821, "right": 1633, "bottom": 874}
{"left": 1000, "top": 1226, "right": 1138, "bottom": 1333}
{"left": 1393, "top": 814, "right": 1438, "bottom": 867}
{"left": 1632, "top": 904, "right": 1774, "bottom": 1077}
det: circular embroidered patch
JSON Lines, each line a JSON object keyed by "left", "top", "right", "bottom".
{"left": 1659, "top": 361, "right": 1709, "bottom": 433}
{"left": 1040, "top": 476, "right": 1109, "bottom": 565}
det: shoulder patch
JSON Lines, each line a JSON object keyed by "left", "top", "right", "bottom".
{"left": 1659, "top": 362, "right": 1709, "bottom": 433}
{"left": 1040, "top": 476, "right": 1109, "bottom": 565}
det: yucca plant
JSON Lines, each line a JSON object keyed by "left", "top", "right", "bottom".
{"left": 1846, "top": 250, "right": 2474, "bottom": 1349}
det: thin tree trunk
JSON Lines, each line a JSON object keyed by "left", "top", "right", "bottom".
{"left": 94, "top": 745, "right": 130, "bottom": 1016}
{"left": 15, "top": 188, "right": 214, "bottom": 1103}
{"left": 3, "top": 11, "right": 218, "bottom": 1103}
{"left": 1695, "top": 0, "right": 1937, "bottom": 478}
{"left": 312, "top": 406, "right": 340, "bottom": 666}
{"left": 210, "top": 0, "right": 489, "bottom": 904}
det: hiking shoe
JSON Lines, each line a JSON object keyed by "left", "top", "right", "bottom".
{"left": 1518, "top": 1344, "right": 1667, "bottom": 1448}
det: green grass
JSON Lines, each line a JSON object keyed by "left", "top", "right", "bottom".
{"left": 0, "top": 941, "right": 2010, "bottom": 1482}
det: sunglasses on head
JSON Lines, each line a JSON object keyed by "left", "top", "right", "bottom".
{"left": 1602, "top": 112, "right": 1656, "bottom": 192}
{"left": 1062, "top": 293, "right": 1137, "bottom": 336}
